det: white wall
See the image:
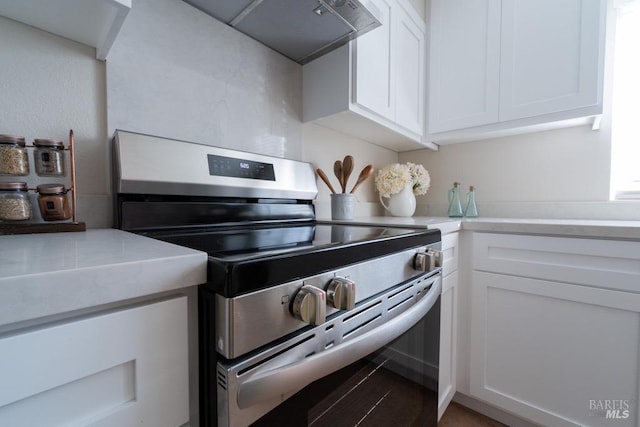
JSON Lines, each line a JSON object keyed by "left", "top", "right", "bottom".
{"left": 403, "top": 123, "right": 610, "bottom": 202}
{"left": 0, "top": 16, "right": 111, "bottom": 227}
{"left": 106, "top": 0, "right": 302, "bottom": 160}
{"left": 400, "top": 121, "right": 639, "bottom": 220}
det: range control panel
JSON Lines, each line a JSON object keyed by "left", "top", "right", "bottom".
{"left": 207, "top": 154, "right": 275, "bottom": 181}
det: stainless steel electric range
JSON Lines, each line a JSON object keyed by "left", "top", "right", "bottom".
{"left": 113, "top": 130, "right": 442, "bottom": 427}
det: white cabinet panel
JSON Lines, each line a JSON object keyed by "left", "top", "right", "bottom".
{"left": 428, "top": 0, "right": 501, "bottom": 133}
{"left": 437, "top": 231, "right": 459, "bottom": 419}
{"left": 468, "top": 232, "right": 640, "bottom": 426}
{"left": 0, "top": 297, "right": 189, "bottom": 427}
{"left": 303, "top": 0, "right": 427, "bottom": 151}
{"left": 438, "top": 270, "right": 458, "bottom": 420}
{"left": 470, "top": 271, "right": 640, "bottom": 427}
{"left": 441, "top": 232, "right": 459, "bottom": 278}
{"left": 354, "top": 0, "right": 394, "bottom": 120}
{"left": 499, "top": 0, "right": 606, "bottom": 121}
{"left": 472, "top": 233, "right": 640, "bottom": 293}
{"left": 392, "top": 0, "right": 425, "bottom": 135}
{"left": 427, "top": 0, "right": 606, "bottom": 143}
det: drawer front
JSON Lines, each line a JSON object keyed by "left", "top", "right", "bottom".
{"left": 470, "top": 270, "right": 640, "bottom": 427}
{"left": 0, "top": 297, "right": 189, "bottom": 427}
{"left": 472, "top": 233, "right": 640, "bottom": 293}
{"left": 442, "top": 232, "right": 459, "bottom": 277}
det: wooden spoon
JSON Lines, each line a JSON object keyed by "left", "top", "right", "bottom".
{"left": 316, "top": 168, "right": 337, "bottom": 194}
{"left": 342, "top": 155, "right": 354, "bottom": 193}
{"left": 333, "top": 160, "right": 343, "bottom": 193}
{"left": 350, "top": 164, "right": 374, "bottom": 194}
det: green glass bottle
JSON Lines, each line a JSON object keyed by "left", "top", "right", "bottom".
{"left": 464, "top": 185, "right": 479, "bottom": 217}
{"left": 447, "top": 182, "right": 463, "bottom": 217}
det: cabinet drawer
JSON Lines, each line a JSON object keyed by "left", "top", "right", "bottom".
{"left": 470, "top": 271, "right": 640, "bottom": 427}
{"left": 0, "top": 297, "right": 189, "bottom": 427}
{"left": 441, "top": 232, "right": 459, "bottom": 277}
{"left": 472, "top": 233, "right": 640, "bottom": 293}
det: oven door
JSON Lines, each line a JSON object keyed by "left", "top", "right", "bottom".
{"left": 216, "top": 273, "right": 441, "bottom": 427}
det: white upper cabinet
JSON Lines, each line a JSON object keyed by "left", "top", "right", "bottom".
{"left": 392, "top": 0, "right": 425, "bottom": 135}
{"left": 499, "top": 0, "right": 605, "bottom": 121}
{"left": 353, "top": 0, "right": 395, "bottom": 122}
{"left": 427, "top": 0, "right": 606, "bottom": 143}
{"left": 0, "top": 0, "right": 131, "bottom": 60}
{"left": 303, "top": 0, "right": 428, "bottom": 152}
{"left": 428, "top": 0, "right": 501, "bottom": 133}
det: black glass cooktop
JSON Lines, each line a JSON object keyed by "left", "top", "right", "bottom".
{"left": 148, "top": 223, "right": 440, "bottom": 297}
{"left": 156, "top": 223, "right": 425, "bottom": 259}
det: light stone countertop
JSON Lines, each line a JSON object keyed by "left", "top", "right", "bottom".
{"left": 320, "top": 216, "right": 640, "bottom": 240}
{"left": 461, "top": 217, "right": 640, "bottom": 240}
{"left": 0, "top": 229, "right": 207, "bottom": 327}
{"left": 318, "top": 216, "right": 462, "bottom": 235}
{"left": 3, "top": 218, "right": 640, "bottom": 328}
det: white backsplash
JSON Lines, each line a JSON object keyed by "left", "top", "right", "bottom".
{"left": 417, "top": 200, "right": 640, "bottom": 221}
{"left": 106, "top": 0, "right": 303, "bottom": 160}
{"left": 0, "top": 16, "right": 111, "bottom": 227}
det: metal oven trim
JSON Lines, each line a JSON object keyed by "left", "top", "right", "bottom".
{"left": 217, "top": 272, "right": 442, "bottom": 427}
{"left": 214, "top": 242, "right": 442, "bottom": 359}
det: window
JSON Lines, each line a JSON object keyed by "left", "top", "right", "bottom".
{"left": 610, "top": 0, "right": 640, "bottom": 200}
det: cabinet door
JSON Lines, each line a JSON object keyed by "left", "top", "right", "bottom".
{"left": 353, "top": 0, "right": 395, "bottom": 121}
{"left": 499, "top": 0, "right": 606, "bottom": 121}
{"left": 438, "top": 270, "right": 458, "bottom": 420}
{"left": 0, "top": 297, "right": 189, "bottom": 427}
{"left": 428, "top": 0, "right": 501, "bottom": 133}
{"left": 470, "top": 272, "right": 640, "bottom": 427}
{"left": 392, "top": 0, "right": 425, "bottom": 135}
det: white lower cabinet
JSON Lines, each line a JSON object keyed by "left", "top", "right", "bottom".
{"left": 0, "top": 296, "right": 189, "bottom": 427}
{"left": 468, "top": 233, "right": 640, "bottom": 427}
{"left": 438, "top": 232, "right": 459, "bottom": 419}
{"left": 438, "top": 270, "right": 457, "bottom": 420}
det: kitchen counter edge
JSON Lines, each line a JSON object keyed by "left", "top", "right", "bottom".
{"left": 0, "top": 228, "right": 208, "bottom": 328}
{"left": 322, "top": 216, "right": 640, "bottom": 240}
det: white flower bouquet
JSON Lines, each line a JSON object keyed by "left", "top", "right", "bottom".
{"left": 375, "top": 162, "right": 430, "bottom": 198}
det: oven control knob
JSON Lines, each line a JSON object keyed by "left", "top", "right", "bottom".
{"left": 414, "top": 249, "right": 444, "bottom": 272}
{"left": 326, "top": 277, "right": 356, "bottom": 310}
{"left": 291, "top": 285, "right": 326, "bottom": 326}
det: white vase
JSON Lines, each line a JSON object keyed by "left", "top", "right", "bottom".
{"left": 379, "top": 185, "right": 416, "bottom": 217}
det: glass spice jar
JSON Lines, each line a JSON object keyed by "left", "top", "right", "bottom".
{"left": 36, "top": 183, "right": 72, "bottom": 221}
{"left": 0, "top": 134, "right": 29, "bottom": 176}
{"left": 33, "top": 139, "right": 66, "bottom": 176}
{"left": 0, "top": 182, "right": 32, "bottom": 221}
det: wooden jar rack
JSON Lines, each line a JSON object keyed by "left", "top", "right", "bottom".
{"left": 0, "top": 129, "right": 86, "bottom": 235}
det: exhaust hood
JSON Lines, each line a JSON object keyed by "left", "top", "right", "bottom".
{"left": 183, "top": 0, "right": 381, "bottom": 64}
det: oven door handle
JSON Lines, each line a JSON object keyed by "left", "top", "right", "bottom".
{"left": 236, "top": 276, "right": 441, "bottom": 410}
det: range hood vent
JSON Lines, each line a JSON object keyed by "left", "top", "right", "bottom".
{"left": 183, "top": 0, "right": 381, "bottom": 64}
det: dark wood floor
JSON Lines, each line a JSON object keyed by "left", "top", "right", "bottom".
{"left": 440, "top": 402, "right": 508, "bottom": 427}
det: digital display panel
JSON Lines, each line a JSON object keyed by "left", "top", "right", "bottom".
{"left": 207, "top": 154, "right": 276, "bottom": 181}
